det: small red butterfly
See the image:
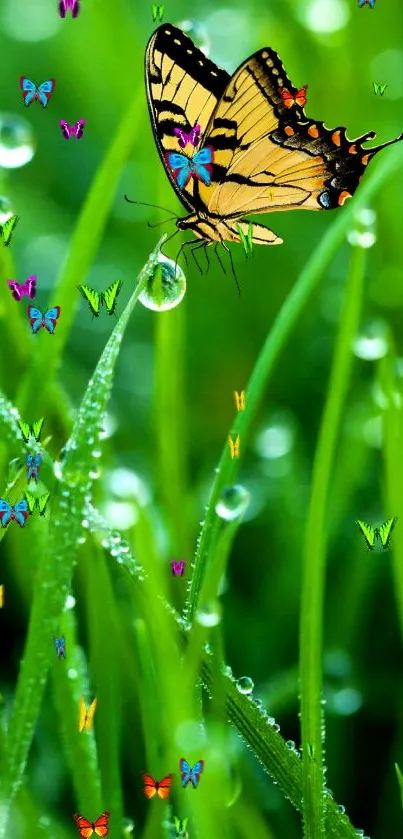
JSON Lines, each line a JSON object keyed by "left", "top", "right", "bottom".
{"left": 142, "top": 772, "right": 174, "bottom": 800}
{"left": 280, "top": 84, "right": 308, "bottom": 108}
{"left": 73, "top": 811, "right": 110, "bottom": 838}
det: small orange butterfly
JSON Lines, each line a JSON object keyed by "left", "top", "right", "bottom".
{"left": 280, "top": 84, "right": 308, "bottom": 108}
{"left": 142, "top": 772, "right": 174, "bottom": 799}
{"left": 73, "top": 810, "right": 110, "bottom": 838}
{"left": 78, "top": 696, "right": 97, "bottom": 732}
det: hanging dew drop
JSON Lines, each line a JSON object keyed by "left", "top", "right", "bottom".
{"left": 0, "top": 114, "right": 35, "bottom": 168}
{"left": 195, "top": 600, "right": 222, "bottom": 627}
{"left": 139, "top": 253, "right": 186, "bottom": 311}
{"left": 0, "top": 195, "right": 15, "bottom": 222}
{"left": 236, "top": 676, "right": 254, "bottom": 695}
{"left": 215, "top": 485, "right": 250, "bottom": 521}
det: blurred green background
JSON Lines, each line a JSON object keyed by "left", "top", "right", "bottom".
{"left": 0, "top": 0, "right": 403, "bottom": 837}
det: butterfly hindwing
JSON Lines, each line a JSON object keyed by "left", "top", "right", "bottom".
{"left": 78, "top": 285, "right": 102, "bottom": 317}
{"left": 356, "top": 519, "right": 376, "bottom": 550}
{"left": 0, "top": 214, "right": 19, "bottom": 246}
{"left": 377, "top": 517, "right": 397, "bottom": 549}
{"left": 102, "top": 280, "right": 123, "bottom": 315}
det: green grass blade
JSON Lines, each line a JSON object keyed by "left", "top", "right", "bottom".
{"left": 299, "top": 243, "right": 366, "bottom": 837}
{"left": 0, "top": 237, "right": 164, "bottom": 836}
{"left": 184, "top": 147, "right": 402, "bottom": 624}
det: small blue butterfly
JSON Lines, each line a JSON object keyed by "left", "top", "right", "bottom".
{"left": 179, "top": 758, "right": 204, "bottom": 788}
{"left": 20, "top": 77, "right": 56, "bottom": 108}
{"left": 27, "top": 305, "right": 61, "bottom": 334}
{"left": 26, "top": 453, "right": 41, "bottom": 482}
{"left": 358, "top": 0, "right": 375, "bottom": 7}
{"left": 53, "top": 636, "right": 66, "bottom": 658}
{"left": 0, "top": 498, "right": 29, "bottom": 528}
{"left": 165, "top": 147, "right": 214, "bottom": 189}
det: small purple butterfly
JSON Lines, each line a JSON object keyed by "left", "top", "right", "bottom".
{"left": 60, "top": 119, "right": 85, "bottom": 140}
{"left": 26, "top": 453, "right": 41, "bottom": 483}
{"left": 7, "top": 275, "right": 37, "bottom": 301}
{"left": 171, "top": 560, "right": 186, "bottom": 577}
{"left": 173, "top": 124, "right": 201, "bottom": 150}
{"left": 59, "top": 0, "right": 79, "bottom": 17}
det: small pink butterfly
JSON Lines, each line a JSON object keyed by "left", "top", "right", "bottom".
{"left": 59, "top": 0, "right": 79, "bottom": 17}
{"left": 60, "top": 119, "right": 85, "bottom": 140}
{"left": 173, "top": 124, "right": 201, "bottom": 150}
{"left": 8, "top": 275, "right": 37, "bottom": 301}
{"left": 171, "top": 560, "right": 186, "bottom": 577}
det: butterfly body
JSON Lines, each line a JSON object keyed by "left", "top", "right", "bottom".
{"left": 59, "top": 0, "right": 79, "bottom": 17}
{"left": 142, "top": 772, "right": 174, "bottom": 799}
{"left": 27, "top": 305, "right": 60, "bottom": 333}
{"left": 145, "top": 24, "right": 402, "bottom": 255}
{"left": 355, "top": 517, "right": 397, "bottom": 550}
{"left": 60, "top": 119, "right": 85, "bottom": 139}
{"left": 26, "top": 453, "right": 41, "bottom": 482}
{"left": 8, "top": 275, "right": 36, "bottom": 301}
{"left": 0, "top": 499, "right": 29, "bottom": 528}
{"left": 73, "top": 811, "right": 110, "bottom": 838}
{"left": 78, "top": 281, "right": 123, "bottom": 317}
{"left": 0, "top": 215, "right": 19, "bottom": 246}
{"left": 53, "top": 635, "right": 66, "bottom": 658}
{"left": 171, "top": 559, "right": 186, "bottom": 576}
{"left": 20, "top": 77, "right": 56, "bottom": 108}
{"left": 179, "top": 758, "right": 204, "bottom": 788}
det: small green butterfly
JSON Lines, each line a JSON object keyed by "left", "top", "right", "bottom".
{"left": 25, "top": 491, "right": 50, "bottom": 516}
{"left": 355, "top": 516, "right": 397, "bottom": 550}
{"left": 236, "top": 221, "right": 253, "bottom": 257}
{"left": 78, "top": 280, "right": 123, "bottom": 318}
{"left": 373, "top": 82, "right": 387, "bottom": 96}
{"left": 17, "top": 417, "right": 44, "bottom": 444}
{"left": 174, "top": 817, "right": 188, "bottom": 837}
{"left": 0, "top": 214, "right": 19, "bottom": 246}
{"left": 152, "top": 4, "right": 164, "bottom": 22}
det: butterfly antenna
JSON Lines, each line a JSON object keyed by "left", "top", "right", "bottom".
{"left": 147, "top": 217, "right": 175, "bottom": 229}
{"left": 124, "top": 196, "right": 179, "bottom": 220}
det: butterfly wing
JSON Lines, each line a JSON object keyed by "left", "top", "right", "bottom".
{"left": 59, "top": 0, "right": 67, "bottom": 17}
{"left": 85, "top": 697, "right": 97, "bottom": 729}
{"left": 20, "top": 77, "right": 37, "bottom": 106}
{"left": 142, "top": 773, "right": 158, "bottom": 799}
{"left": 0, "top": 214, "right": 19, "bottom": 246}
{"left": 18, "top": 419, "right": 31, "bottom": 443}
{"left": 73, "top": 814, "right": 95, "bottom": 838}
{"left": 145, "top": 23, "right": 230, "bottom": 213}
{"left": 78, "top": 696, "right": 87, "bottom": 732}
{"left": 377, "top": 517, "right": 397, "bottom": 549}
{"left": 74, "top": 119, "right": 85, "bottom": 138}
{"left": 164, "top": 152, "right": 194, "bottom": 189}
{"left": 190, "top": 147, "right": 214, "bottom": 184}
{"left": 26, "top": 275, "right": 37, "bottom": 298}
{"left": 43, "top": 306, "right": 61, "bottom": 333}
{"left": 37, "top": 492, "right": 50, "bottom": 515}
{"left": 179, "top": 758, "right": 192, "bottom": 787}
{"left": 197, "top": 44, "right": 403, "bottom": 224}
{"left": 24, "top": 491, "right": 36, "bottom": 514}
{"left": 37, "top": 80, "right": 56, "bottom": 108}
{"left": 27, "top": 306, "right": 44, "bottom": 333}
{"left": 173, "top": 127, "right": 190, "bottom": 149}
{"left": 156, "top": 774, "right": 174, "bottom": 799}
{"left": 93, "top": 811, "right": 110, "bottom": 837}
{"left": 32, "top": 417, "right": 44, "bottom": 441}
{"left": 12, "top": 499, "right": 29, "bottom": 527}
{"left": 60, "top": 120, "right": 73, "bottom": 139}
{"left": 78, "top": 285, "right": 102, "bottom": 317}
{"left": 355, "top": 519, "right": 376, "bottom": 550}
{"left": 0, "top": 500, "right": 13, "bottom": 527}
{"left": 189, "top": 759, "right": 204, "bottom": 788}
{"left": 102, "top": 280, "right": 123, "bottom": 315}
{"left": 8, "top": 281, "right": 24, "bottom": 301}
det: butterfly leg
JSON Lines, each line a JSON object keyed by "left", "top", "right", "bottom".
{"left": 190, "top": 240, "right": 209, "bottom": 275}
{"left": 222, "top": 242, "right": 240, "bottom": 296}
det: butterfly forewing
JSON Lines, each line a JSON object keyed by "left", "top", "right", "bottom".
{"left": 78, "top": 285, "right": 102, "bottom": 316}
{"left": 102, "top": 280, "right": 122, "bottom": 315}
{"left": 377, "top": 517, "right": 397, "bottom": 549}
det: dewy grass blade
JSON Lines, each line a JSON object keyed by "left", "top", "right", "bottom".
{"left": 299, "top": 244, "right": 365, "bottom": 838}
{"left": 184, "top": 147, "right": 402, "bottom": 625}
{"left": 0, "top": 237, "right": 165, "bottom": 837}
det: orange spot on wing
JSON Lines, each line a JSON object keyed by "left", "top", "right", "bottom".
{"left": 348, "top": 144, "right": 357, "bottom": 154}
{"left": 338, "top": 191, "right": 352, "bottom": 206}
{"left": 332, "top": 130, "right": 341, "bottom": 146}
{"left": 308, "top": 125, "right": 319, "bottom": 138}
{"left": 285, "top": 126, "right": 295, "bottom": 136}
{"left": 361, "top": 154, "right": 370, "bottom": 165}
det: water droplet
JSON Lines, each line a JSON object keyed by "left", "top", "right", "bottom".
{"left": 347, "top": 229, "right": 376, "bottom": 248}
{"left": 122, "top": 817, "right": 135, "bottom": 835}
{"left": 89, "top": 468, "right": 101, "bottom": 480}
{"left": 338, "top": 804, "right": 346, "bottom": 814}
{"left": 236, "top": 676, "right": 254, "bottom": 695}
{"left": 0, "top": 196, "right": 15, "bottom": 222}
{"left": 286, "top": 739, "right": 296, "bottom": 750}
{"left": 0, "top": 113, "right": 35, "bottom": 168}
{"left": 53, "top": 461, "right": 63, "bottom": 480}
{"left": 81, "top": 519, "right": 90, "bottom": 529}
{"left": 255, "top": 414, "right": 296, "bottom": 458}
{"left": 139, "top": 253, "right": 186, "bottom": 311}
{"left": 92, "top": 448, "right": 102, "bottom": 458}
{"left": 353, "top": 320, "right": 388, "bottom": 360}
{"left": 195, "top": 601, "right": 222, "bottom": 627}
{"left": 215, "top": 485, "right": 250, "bottom": 521}
{"left": 64, "top": 594, "right": 76, "bottom": 610}
{"left": 176, "top": 19, "right": 210, "bottom": 55}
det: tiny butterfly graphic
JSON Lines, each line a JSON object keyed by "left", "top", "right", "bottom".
{"left": 53, "top": 635, "right": 66, "bottom": 658}
{"left": 171, "top": 560, "right": 186, "bottom": 576}
{"left": 8, "top": 275, "right": 37, "bottom": 301}
{"left": 59, "top": 0, "right": 79, "bottom": 17}
{"left": 20, "top": 77, "right": 56, "bottom": 108}
{"left": 60, "top": 119, "right": 85, "bottom": 139}
{"left": 179, "top": 758, "right": 204, "bottom": 788}
{"left": 173, "top": 124, "right": 201, "bottom": 149}
{"left": 0, "top": 498, "right": 29, "bottom": 528}
{"left": 26, "top": 453, "right": 41, "bottom": 482}
{"left": 27, "top": 305, "right": 61, "bottom": 334}
{"left": 165, "top": 147, "right": 214, "bottom": 189}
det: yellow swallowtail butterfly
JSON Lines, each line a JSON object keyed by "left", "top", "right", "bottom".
{"left": 145, "top": 24, "right": 402, "bottom": 268}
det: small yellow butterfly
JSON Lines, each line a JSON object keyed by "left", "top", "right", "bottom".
{"left": 78, "top": 696, "right": 97, "bottom": 732}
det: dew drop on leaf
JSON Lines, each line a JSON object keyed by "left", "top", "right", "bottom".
{"left": 196, "top": 600, "right": 222, "bottom": 627}
{"left": 215, "top": 485, "right": 250, "bottom": 521}
{"left": 139, "top": 253, "right": 186, "bottom": 311}
{"left": 236, "top": 676, "right": 254, "bottom": 695}
{"left": 0, "top": 114, "right": 35, "bottom": 168}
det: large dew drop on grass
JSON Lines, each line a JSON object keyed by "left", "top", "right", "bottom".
{"left": 0, "top": 113, "right": 35, "bottom": 168}
{"left": 139, "top": 253, "right": 186, "bottom": 311}
{"left": 215, "top": 485, "right": 250, "bottom": 521}
{"left": 236, "top": 676, "right": 254, "bottom": 695}
{"left": 196, "top": 600, "right": 222, "bottom": 627}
